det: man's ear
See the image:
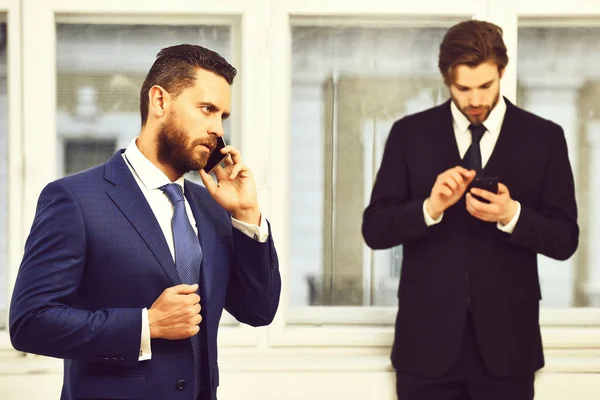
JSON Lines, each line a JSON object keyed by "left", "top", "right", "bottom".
{"left": 148, "top": 85, "right": 171, "bottom": 120}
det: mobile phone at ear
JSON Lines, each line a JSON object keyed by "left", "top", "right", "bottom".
{"left": 470, "top": 176, "right": 499, "bottom": 203}
{"left": 203, "top": 137, "right": 227, "bottom": 174}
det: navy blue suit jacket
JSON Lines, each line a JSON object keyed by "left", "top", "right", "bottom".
{"left": 9, "top": 150, "right": 281, "bottom": 400}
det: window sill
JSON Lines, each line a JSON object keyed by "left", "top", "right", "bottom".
{"left": 0, "top": 349, "right": 598, "bottom": 375}
{"left": 0, "top": 330, "right": 14, "bottom": 352}
{"left": 285, "top": 307, "right": 600, "bottom": 327}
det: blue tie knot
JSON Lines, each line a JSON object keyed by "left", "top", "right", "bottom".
{"left": 160, "top": 183, "right": 185, "bottom": 204}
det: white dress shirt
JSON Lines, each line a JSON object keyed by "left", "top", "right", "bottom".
{"left": 122, "top": 138, "right": 269, "bottom": 360}
{"left": 423, "top": 96, "right": 521, "bottom": 233}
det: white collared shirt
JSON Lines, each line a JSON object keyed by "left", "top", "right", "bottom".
{"left": 423, "top": 97, "right": 521, "bottom": 233}
{"left": 450, "top": 96, "right": 506, "bottom": 165}
{"left": 122, "top": 137, "right": 269, "bottom": 360}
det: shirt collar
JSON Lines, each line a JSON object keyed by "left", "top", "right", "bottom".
{"left": 450, "top": 95, "right": 507, "bottom": 137}
{"left": 123, "top": 137, "right": 186, "bottom": 192}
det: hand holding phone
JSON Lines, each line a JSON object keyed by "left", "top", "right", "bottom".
{"left": 469, "top": 176, "right": 499, "bottom": 204}
{"left": 198, "top": 143, "right": 262, "bottom": 225}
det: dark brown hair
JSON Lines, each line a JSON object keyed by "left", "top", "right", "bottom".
{"left": 140, "top": 44, "right": 237, "bottom": 126}
{"left": 438, "top": 20, "right": 508, "bottom": 85}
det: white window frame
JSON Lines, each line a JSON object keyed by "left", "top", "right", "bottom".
{"left": 0, "top": 0, "right": 22, "bottom": 350}
{"left": 14, "top": 0, "right": 274, "bottom": 351}
{"left": 514, "top": 0, "right": 600, "bottom": 369}
{"left": 2, "top": 0, "right": 599, "bottom": 374}
{"left": 268, "top": 0, "right": 486, "bottom": 345}
{"left": 267, "top": 0, "right": 600, "bottom": 371}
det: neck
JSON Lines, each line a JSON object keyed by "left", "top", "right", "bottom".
{"left": 137, "top": 126, "right": 181, "bottom": 182}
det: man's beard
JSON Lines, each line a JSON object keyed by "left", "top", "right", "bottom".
{"left": 156, "top": 115, "right": 217, "bottom": 177}
{"left": 454, "top": 91, "right": 500, "bottom": 125}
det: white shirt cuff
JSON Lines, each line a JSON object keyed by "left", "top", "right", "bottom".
{"left": 231, "top": 214, "right": 269, "bottom": 243}
{"left": 423, "top": 199, "right": 443, "bottom": 226}
{"left": 497, "top": 201, "right": 521, "bottom": 234}
{"left": 139, "top": 308, "right": 152, "bottom": 361}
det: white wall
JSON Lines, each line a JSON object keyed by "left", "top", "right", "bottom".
{"left": 1, "top": 354, "right": 600, "bottom": 399}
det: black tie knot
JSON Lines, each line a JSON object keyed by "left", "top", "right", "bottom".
{"left": 469, "top": 124, "right": 486, "bottom": 144}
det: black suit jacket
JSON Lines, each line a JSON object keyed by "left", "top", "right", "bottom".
{"left": 362, "top": 98, "right": 578, "bottom": 378}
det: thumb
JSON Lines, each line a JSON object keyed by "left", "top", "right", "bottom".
{"left": 497, "top": 183, "right": 509, "bottom": 195}
{"left": 172, "top": 283, "right": 199, "bottom": 294}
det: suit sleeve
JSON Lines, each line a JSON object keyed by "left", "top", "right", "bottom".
{"left": 224, "top": 220, "right": 281, "bottom": 326}
{"left": 362, "top": 120, "right": 432, "bottom": 250}
{"left": 509, "top": 127, "right": 579, "bottom": 260}
{"left": 9, "top": 181, "right": 142, "bottom": 367}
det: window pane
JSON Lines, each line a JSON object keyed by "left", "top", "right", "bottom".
{"left": 290, "top": 25, "right": 449, "bottom": 307}
{"left": 0, "top": 21, "right": 7, "bottom": 323}
{"left": 56, "top": 23, "right": 238, "bottom": 325}
{"left": 517, "top": 25, "right": 600, "bottom": 307}
{"left": 56, "top": 24, "right": 233, "bottom": 185}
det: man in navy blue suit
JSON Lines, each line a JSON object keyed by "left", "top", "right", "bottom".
{"left": 9, "top": 44, "right": 281, "bottom": 400}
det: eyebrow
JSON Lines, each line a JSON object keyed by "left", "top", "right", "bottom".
{"left": 456, "top": 79, "right": 495, "bottom": 90}
{"left": 199, "top": 102, "right": 230, "bottom": 120}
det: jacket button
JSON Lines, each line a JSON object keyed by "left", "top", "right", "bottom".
{"left": 176, "top": 380, "right": 186, "bottom": 390}
{"left": 110, "top": 357, "right": 118, "bottom": 363}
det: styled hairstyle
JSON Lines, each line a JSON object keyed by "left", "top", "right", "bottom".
{"left": 140, "top": 44, "right": 237, "bottom": 126}
{"left": 438, "top": 20, "right": 508, "bottom": 85}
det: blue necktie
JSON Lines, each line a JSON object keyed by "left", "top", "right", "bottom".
{"left": 465, "top": 124, "right": 486, "bottom": 175}
{"left": 160, "top": 183, "right": 203, "bottom": 397}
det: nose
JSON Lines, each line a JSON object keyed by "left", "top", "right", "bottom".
{"left": 209, "top": 119, "right": 225, "bottom": 138}
{"left": 470, "top": 90, "right": 482, "bottom": 107}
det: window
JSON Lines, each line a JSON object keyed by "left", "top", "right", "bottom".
{"left": 55, "top": 22, "right": 239, "bottom": 325}
{"left": 56, "top": 23, "right": 233, "bottom": 184}
{"left": 517, "top": 23, "right": 600, "bottom": 308}
{"left": 0, "top": 20, "right": 7, "bottom": 328}
{"left": 63, "top": 138, "right": 117, "bottom": 176}
{"left": 289, "top": 24, "right": 451, "bottom": 308}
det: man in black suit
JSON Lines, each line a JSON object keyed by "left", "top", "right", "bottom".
{"left": 362, "top": 20, "right": 578, "bottom": 400}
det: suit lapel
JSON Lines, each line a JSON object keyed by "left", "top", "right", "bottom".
{"left": 104, "top": 151, "right": 181, "bottom": 286}
{"left": 185, "top": 182, "right": 215, "bottom": 301}
{"left": 431, "top": 100, "right": 463, "bottom": 168}
{"left": 483, "top": 98, "right": 526, "bottom": 178}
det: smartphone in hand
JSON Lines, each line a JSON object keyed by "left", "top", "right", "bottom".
{"left": 203, "top": 137, "right": 227, "bottom": 174}
{"left": 469, "top": 176, "right": 499, "bottom": 203}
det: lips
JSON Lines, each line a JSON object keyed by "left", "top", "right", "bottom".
{"left": 195, "top": 141, "right": 215, "bottom": 152}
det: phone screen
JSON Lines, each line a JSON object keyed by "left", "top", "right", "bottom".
{"left": 203, "top": 137, "right": 227, "bottom": 174}
{"left": 471, "top": 176, "right": 499, "bottom": 194}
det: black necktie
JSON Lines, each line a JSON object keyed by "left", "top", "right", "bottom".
{"left": 464, "top": 124, "right": 486, "bottom": 175}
